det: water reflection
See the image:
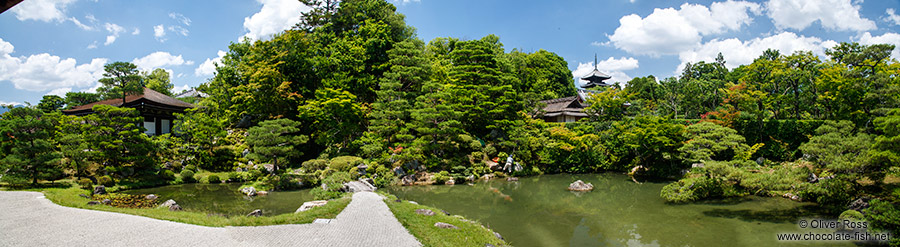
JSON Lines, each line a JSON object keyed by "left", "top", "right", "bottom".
{"left": 124, "top": 183, "right": 315, "bottom": 216}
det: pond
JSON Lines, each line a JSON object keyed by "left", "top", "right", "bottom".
{"left": 386, "top": 173, "right": 853, "bottom": 247}
{"left": 124, "top": 183, "right": 315, "bottom": 216}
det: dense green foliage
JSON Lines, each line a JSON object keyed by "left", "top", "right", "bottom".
{"left": 0, "top": 107, "right": 63, "bottom": 185}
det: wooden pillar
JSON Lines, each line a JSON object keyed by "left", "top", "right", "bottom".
{"left": 155, "top": 117, "right": 162, "bottom": 136}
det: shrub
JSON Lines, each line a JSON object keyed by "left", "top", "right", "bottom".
{"left": 207, "top": 174, "right": 221, "bottom": 184}
{"left": 227, "top": 172, "right": 244, "bottom": 182}
{"left": 180, "top": 170, "right": 195, "bottom": 183}
{"left": 160, "top": 170, "right": 176, "bottom": 181}
{"left": 301, "top": 159, "right": 329, "bottom": 172}
{"left": 184, "top": 165, "right": 197, "bottom": 172}
{"left": 248, "top": 169, "right": 263, "bottom": 181}
{"left": 660, "top": 176, "right": 731, "bottom": 203}
{"left": 98, "top": 175, "right": 115, "bottom": 187}
{"left": 77, "top": 178, "right": 93, "bottom": 190}
{"left": 329, "top": 156, "right": 363, "bottom": 172}
{"left": 433, "top": 171, "right": 451, "bottom": 184}
{"left": 312, "top": 172, "right": 351, "bottom": 200}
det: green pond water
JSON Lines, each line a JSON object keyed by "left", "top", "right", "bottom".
{"left": 386, "top": 173, "right": 855, "bottom": 247}
{"left": 124, "top": 183, "right": 315, "bottom": 216}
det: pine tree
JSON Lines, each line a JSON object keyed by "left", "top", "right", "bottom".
{"left": 0, "top": 107, "right": 63, "bottom": 185}
{"left": 369, "top": 39, "right": 430, "bottom": 148}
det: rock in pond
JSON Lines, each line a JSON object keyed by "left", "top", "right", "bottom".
{"left": 247, "top": 209, "right": 263, "bottom": 217}
{"left": 93, "top": 185, "right": 107, "bottom": 195}
{"left": 87, "top": 201, "right": 100, "bottom": 205}
{"left": 567, "top": 180, "right": 594, "bottom": 191}
{"left": 441, "top": 210, "right": 450, "bottom": 216}
{"left": 257, "top": 191, "right": 269, "bottom": 196}
{"left": 158, "top": 199, "right": 178, "bottom": 208}
{"left": 434, "top": 222, "right": 459, "bottom": 229}
{"left": 296, "top": 200, "right": 329, "bottom": 213}
{"left": 415, "top": 209, "right": 436, "bottom": 216}
{"left": 445, "top": 179, "right": 455, "bottom": 185}
{"left": 240, "top": 186, "right": 257, "bottom": 196}
{"left": 145, "top": 194, "right": 158, "bottom": 200}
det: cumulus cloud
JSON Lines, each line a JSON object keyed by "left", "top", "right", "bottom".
{"left": 0, "top": 100, "right": 24, "bottom": 106}
{"left": 242, "top": 0, "right": 312, "bottom": 41}
{"left": 606, "top": 0, "right": 761, "bottom": 56}
{"left": 195, "top": 50, "right": 227, "bottom": 76}
{"left": 172, "top": 84, "right": 191, "bottom": 95}
{"left": 855, "top": 32, "right": 900, "bottom": 60}
{"left": 0, "top": 38, "right": 108, "bottom": 92}
{"left": 104, "top": 23, "right": 125, "bottom": 45}
{"left": 131, "top": 52, "right": 194, "bottom": 72}
{"left": 10, "top": 0, "right": 76, "bottom": 22}
{"left": 676, "top": 32, "right": 837, "bottom": 74}
{"left": 46, "top": 87, "right": 72, "bottom": 97}
{"left": 571, "top": 57, "right": 640, "bottom": 86}
{"left": 154, "top": 24, "right": 166, "bottom": 42}
{"left": 885, "top": 9, "right": 900, "bottom": 26}
{"left": 766, "top": 0, "right": 875, "bottom": 32}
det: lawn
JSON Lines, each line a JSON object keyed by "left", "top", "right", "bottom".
{"left": 382, "top": 192, "right": 508, "bottom": 247}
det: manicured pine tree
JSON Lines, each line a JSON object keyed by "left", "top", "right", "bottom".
{"left": 0, "top": 106, "right": 63, "bottom": 185}
{"left": 246, "top": 118, "right": 309, "bottom": 173}
{"left": 369, "top": 39, "right": 430, "bottom": 148}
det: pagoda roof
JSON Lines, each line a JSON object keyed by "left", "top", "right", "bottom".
{"left": 63, "top": 87, "right": 195, "bottom": 116}
{"left": 581, "top": 68, "right": 611, "bottom": 80}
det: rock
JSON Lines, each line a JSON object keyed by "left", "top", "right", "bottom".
{"left": 248, "top": 160, "right": 255, "bottom": 168}
{"left": 691, "top": 163, "right": 705, "bottom": 168}
{"left": 441, "top": 210, "right": 450, "bottom": 216}
{"left": 486, "top": 161, "right": 501, "bottom": 171}
{"left": 481, "top": 174, "right": 495, "bottom": 180}
{"left": 78, "top": 194, "right": 90, "bottom": 199}
{"left": 445, "top": 179, "right": 455, "bottom": 185}
{"left": 394, "top": 199, "right": 402, "bottom": 203}
{"left": 782, "top": 193, "right": 801, "bottom": 201}
{"left": 296, "top": 200, "right": 329, "bottom": 213}
{"left": 101, "top": 199, "right": 111, "bottom": 204}
{"left": 262, "top": 164, "right": 275, "bottom": 173}
{"left": 87, "top": 201, "right": 100, "bottom": 205}
{"left": 849, "top": 197, "right": 871, "bottom": 212}
{"left": 401, "top": 175, "right": 416, "bottom": 186}
{"left": 169, "top": 204, "right": 182, "bottom": 211}
{"left": 494, "top": 231, "right": 504, "bottom": 241}
{"left": 393, "top": 166, "right": 406, "bottom": 177}
{"left": 808, "top": 172, "right": 819, "bottom": 183}
{"left": 247, "top": 209, "right": 263, "bottom": 217}
{"left": 485, "top": 244, "right": 496, "bottom": 247}
{"left": 241, "top": 149, "right": 249, "bottom": 157}
{"left": 92, "top": 185, "right": 107, "bottom": 195}
{"left": 465, "top": 175, "right": 476, "bottom": 182}
{"left": 507, "top": 177, "right": 518, "bottom": 181}
{"left": 415, "top": 209, "right": 436, "bottom": 216}
{"left": 362, "top": 178, "right": 375, "bottom": 187}
{"left": 357, "top": 164, "right": 368, "bottom": 175}
{"left": 158, "top": 199, "right": 178, "bottom": 208}
{"left": 434, "top": 222, "right": 459, "bottom": 229}
{"left": 240, "top": 186, "right": 257, "bottom": 196}
{"left": 409, "top": 201, "right": 418, "bottom": 205}
{"left": 257, "top": 191, "right": 268, "bottom": 196}
{"left": 567, "top": 180, "right": 594, "bottom": 191}
{"left": 145, "top": 194, "right": 158, "bottom": 200}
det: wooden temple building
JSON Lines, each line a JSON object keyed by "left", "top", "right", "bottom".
{"left": 63, "top": 88, "right": 195, "bottom": 136}
{"left": 537, "top": 56, "right": 614, "bottom": 123}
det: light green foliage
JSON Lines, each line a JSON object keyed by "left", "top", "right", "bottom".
{"left": 55, "top": 114, "right": 94, "bottom": 178}
{"left": 96, "top": 61, "right": 143, "bottom": 102}
{"left": 246, "top": 119, "right": 309, "bottom": 173}
{"left": 77, "top": 178, "right": 93, "bottom": 190}
{"left": 63, "top": 92, "right": 100, "bottom": 109}
{"left": 678, "top": 122, "right": 752, "bottom": 162}
{"left": 0, "top": 106, "right": 64, "bottom": 185}
{"left": 180, "top": 170, "right": 195, "bottom": 183}
{"left": 37, "top": 95, "right": 65, "bottom": 113}
{"left": 207, "top": 174, "right": 221, "bottom": 184}
{"left": 81, "top": 105, "right": 155, "bottom": 177}
{"left": 864, "top": 199, "right": 900, "bottom": 247}
{"left": 661, "top": 176, "right": 730, "bottom": 203}
{"left": 799, "top": 121, "right": 871, "bottom": 173}
{"left": 384, "top": 193, "right": 508, "bottom": 247}
{"left": 446, "top": 37, "right": 520, "bottom": 136}
{"left": 584, "top": 87, "right": 634, "bottom": 121}
{"left": 606, "top": 116, "right": 685, "bottom": 173}
{"left": 870, "top": 109, "right": 900, "bottom": 182}
{"left": 298, "top": 88, "right": 365, "bottom": 150}
{"left": 311, "top": 171, "right": 351, "bottom": 200}
{"left": 175, "top": 108, "right": 228, "bottom": 170}
{"left": 98, "top": 175, "right": 114, "bottom": 187}
{"left": 142, "top": 68, "right": 174, "bottom": 96}
{"left": 301, "top": 159, "right": 329, "bottom": 173}
{"left": 433, "top": 171, "right": 450, "bottom": 184}
{"left": 328, "top": 156, "right": 363, "bottom": 172}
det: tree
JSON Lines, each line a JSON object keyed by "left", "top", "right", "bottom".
{"left": 55, "top": 114, "right": 94, "bottom": 179}
{"left": 64, "top": 92, "right": 100, "bottom": 109}
{"left": 174, "top": 107, "right": 227, "bottom": 170}
{"left": 367, "top": 39, "right": 430, "bottom": 155}
{"left": 678, "top": 122, "right": 755, "bottom": 163}
{"left": 143, "top": 68, "right": 174, "bottom": 96}
{"left": 584, "top": 87, "right": 634, "bottom": 121}
{"left": 799, "top": 121, "right": 872, "bottom": 178}
{"left": 298, "top": 88, "right": 366, "bottom": 152}
{"left": 81, "top": 105, "right": 155, "bottom": 178}
{"left": 37, "top": 95, "right": 65, "bottom": 113}
{"left": 868, "top": 109, "right": 900, "bottom": 183}
{"left": 0, "top": 107, "right": 63, "bottom": 185}
{"left": 96, "top": 62, "right": 142, "bottom": 104}
{"left": 246, "top": 119, "right": 309, "bottom": 173}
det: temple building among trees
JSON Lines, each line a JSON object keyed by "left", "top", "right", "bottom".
{"left": 538, "top": 56, "right": 613, "bottom": 122}
{"left": 63, "top": 87, "right": 195, "bottom": 136}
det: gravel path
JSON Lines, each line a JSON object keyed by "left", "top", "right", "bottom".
{"left": 0, "top": 191, "right": 421, "bottom": 247}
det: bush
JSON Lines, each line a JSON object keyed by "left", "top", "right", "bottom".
{"left": 301, "top": 159, "right": 329, "bottom": 172}
{"left": 329, "top": 156, "right": 363, "bottom": 172}
{"left": 184, "top": 165, "right": 197, "bottom": 172}
{"left": 312, "top": 172, "right": 351, "bottom": 200}
{"left": 248, "top": 169, "right": 263, "bottom": 181}
{"left": 98, "top": 175, "right": 115, "bottom": 187}
{"left": 160, "top": 170, "right": 176, "bottom": 181}
{"left": 207, "top": 174, "right": 221, "bottom": 184}
{"left": 433, "top": 171, "right": 451, "bottom": 184}
{"left": 180, "top": 170, "right": 195, "bottom": 183}
{"left": 77, "top": 178, "right": 93, "bottom": 190}
{"left": 660, "top": 176, "right": 731, "bottom": 203}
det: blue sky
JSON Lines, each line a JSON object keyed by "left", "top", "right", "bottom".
{"left": 2, "top": 0, "right": 900, "bottom": 106}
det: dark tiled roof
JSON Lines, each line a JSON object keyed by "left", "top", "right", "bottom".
{"left": 539, "top": 96, "right": 586, "bottom": 115}
{"left": 63, "top": 87, "right": 195, "bottom": 113}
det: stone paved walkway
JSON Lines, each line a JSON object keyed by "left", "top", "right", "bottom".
{"left": 0, "top": 191, "right": 420, "bottom": 247}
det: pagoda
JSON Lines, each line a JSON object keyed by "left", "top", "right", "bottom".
{"left": 580, "top": 54, "right": 612, "bottom": 88}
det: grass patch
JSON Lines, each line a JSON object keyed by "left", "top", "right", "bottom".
{"left": 39, "top": 186, "right": 350, "bottom": 227}
{"left": 382, "top": 192, "right": 508, "bottom": 247}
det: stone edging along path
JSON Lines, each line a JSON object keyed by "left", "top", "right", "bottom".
{"left": 0, "top": 191, "right": 421, "bottom": 247}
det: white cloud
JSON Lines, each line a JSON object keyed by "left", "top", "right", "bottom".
{"left": 132, "top": 52, "right": 194, "bottom": 72}
{"left": 103, "top": 23, "right": 125, "bottom": 45}
{"left": 172, "top": 84, "right": 191, "bottom": 95}
{"left": 606, "top": 1, "right": 761, "bottom": 56}
{"left": 85, "top": 14, "right": 97, "bottom": 23}
{"left": 86, "top": 41, "right": 98, "bottom": 49}
{"left": 766, "top": 0, "right": 875, "bottom": 32}
{"left": 167, "top": 25, "right": 189, "bottom": 36}
{"left": 194, "top": 50, "right": 226, "bottom": 76}
{"left": 169, "top": 12, "right": 192, "bottom": 26}
{"left": 0, "top": 101, "right": 23, "bottom": 106}
{"left": 132, "top": 28, "right": 140, "bottom": 35}
{"left": 885, "top": 9, "right": 900, "bottom": 26}
{"left": 855, "top": 32, "right": 900, "bottom": 60}
{"left": 0, "top": 38, "right": 108, "bottom": 92}
{"left": 69, "top": 17, "right": 93, "bottom": 30}
{"left": 242, "top": 0, "right": 312, "bottom": 41}
{"left": 572, "top": 57, "right": 640, "bottom": 86}
{"left": 104, "top": 36, "right": 116, "bottom": 46}
{"left": 154, "top": 24, "right": 167, "bottom": 42}
{"left": 391, "top": 0, "right": 420, "bottom": 4}
{"left": 11, "top": 0, "right": 76, "bottom": 22}
{"left": 46, "top": 87, "right": 72, "bottom": 97}
{"left": 676, "top": 32, "right": 836, "bottom": 74}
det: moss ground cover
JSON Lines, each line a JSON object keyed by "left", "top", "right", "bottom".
{"left": 381, "top": 192, "right": 508, "bottom": 247}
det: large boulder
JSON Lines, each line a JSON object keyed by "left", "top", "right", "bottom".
{"left": 401, "top": 175, "right": 416, "bottom": 186}
{"left": 92, "top": 185, "right": 107, "bottom": 195}
{"left": 415, "top": 209, "right": 436, "bottom": 216}
{"left": 296, "top": 200, "right": 329, "bottom": 213}
{"left": 848, "top": 197, "right": 871, "bottom": 212}
{"left": 567, "top": 180, "right": 594, "bottom": 191}
{"left": 240, "top": 187, "right": 257, "bottom": 196}
{"left": 247, "top": 209, "right": 263, "bottom": 217}
{"left": 434, "top": 222, "right": 459, "bottom": 229}
{"left": 158, "top": 199, "right": 178, "bottom": 208}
